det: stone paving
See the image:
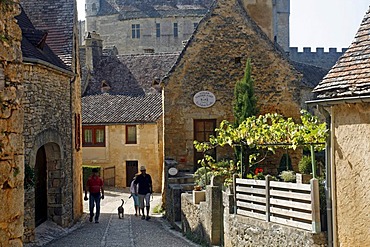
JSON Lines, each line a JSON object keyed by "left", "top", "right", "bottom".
{"left": 25, "top": 188, "right": 200, "bottom": 247}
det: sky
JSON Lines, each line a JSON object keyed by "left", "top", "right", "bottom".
{"left": 76, "top": 0, "right": 370, "bottom": 51}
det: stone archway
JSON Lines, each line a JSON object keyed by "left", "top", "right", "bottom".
{"left": 25, "top": 130, "right": 65, "bottom": 230}
{"left": 34, "top": 142, "right": 63, "bottom": 226}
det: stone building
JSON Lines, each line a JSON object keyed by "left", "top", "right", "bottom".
{"left": 84, "top": 0, "right": 213, "bottom": 54}
{"left": 309, "top": 6, "right": 370, "bottom": 246}
{"left": 82, "top": 0, "right": 342, "bottom": 71}
{"left": 161, "top": 0, "right": 326, "bottom": 173}
{"left": 0, "top": 1, "right": 24, "bottom": 246}
{"left": 83, "top": 0, "right": 292, "bottom": 55}
{"left": 80, "top": 33, "right": 178, "bottom": 192}
{"left": 18, "top": 0, "right": 83, "bottom": 242}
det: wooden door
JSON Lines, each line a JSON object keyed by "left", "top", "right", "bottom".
{"left": 193, "top": 119, "right": 217, "bottom": 171}
{"left": 35, "top": 146, "right": 47, "bottom": 227}
{"left": 126, "top": 161, "right": 138, "bottom": 187}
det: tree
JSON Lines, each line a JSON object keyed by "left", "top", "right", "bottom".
{"left": 233, "top": 58, "right": 258, "bottom": 126}
{"left": 232, "top": 59, "right": 258, "bottom": 177}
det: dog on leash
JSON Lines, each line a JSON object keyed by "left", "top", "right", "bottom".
{"left": 118, "top": 199, "right": 124, "bottom": 219}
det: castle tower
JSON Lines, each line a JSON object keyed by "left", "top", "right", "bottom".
{"left": 273, "top": 0, "right": 290, "bottom": 52}
{"left": 85, "top": 0, "right": 100, "bottom": 17}
{"left": 85, "top": 0, "right": 100, "bottom": 31}
{"left": 241, "top": 0, "right": 290, "bottom": 52}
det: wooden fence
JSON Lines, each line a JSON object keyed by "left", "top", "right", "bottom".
{"left": 233, "top": 175, "right": 321, "bottom": 233}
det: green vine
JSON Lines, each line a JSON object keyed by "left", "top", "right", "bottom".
{"left": 24, "top": 163, "right": 35, "bottom": 189}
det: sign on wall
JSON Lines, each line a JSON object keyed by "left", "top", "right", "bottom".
{"left": 193, "top": 91, "right": 216, "bottom": 108}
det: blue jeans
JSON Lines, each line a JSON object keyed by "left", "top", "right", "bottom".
{"left": 89, "top": 193, "right": 101, "bottom": 221}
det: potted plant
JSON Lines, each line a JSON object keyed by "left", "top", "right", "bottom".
{"left": 192, "top": 167, "right": 211, "bottom": 204}
{"left": 296, "top": 156, "right": 313, "bottom": 184}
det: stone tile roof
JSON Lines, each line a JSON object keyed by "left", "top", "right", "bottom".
{"left": 291, "top": 61, "right": 329, "bottom": 88}
{"left": 82, "top": 94, "right": 162, "bottom": 124}
{"left": 20, "top": 0, "right": 75, "bottom": 67}
{"left": 15, "top": 7, "right": 70, "bottom": 71}
{"left": 99, "top": 0, "right": 213, "bottom": 19}
{"left": 313, "top": 6, "right": 370, "bottom": 99}
{"left": 83, "top": 53, "right": 179, "bottom": 96}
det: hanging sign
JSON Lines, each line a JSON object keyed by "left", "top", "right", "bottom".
{"left": 193, "top": 91, "right": 216, "bottom": 108}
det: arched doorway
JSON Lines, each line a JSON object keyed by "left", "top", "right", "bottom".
{"left": 33, "top": 142, "right": 63, "bottom": 227}
{"left": 35, "top": 146, "right": 47, "bottom": 226}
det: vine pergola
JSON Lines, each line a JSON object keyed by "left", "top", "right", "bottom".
{"left": 194, "top": 110, "right": 328, "bottom": 179}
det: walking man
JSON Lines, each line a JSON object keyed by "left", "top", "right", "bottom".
{"left": 134, "top": 165, "right": 152, "bottom": 220}
{"left": 84, "top": 168, "right": 104, "bottom": 223}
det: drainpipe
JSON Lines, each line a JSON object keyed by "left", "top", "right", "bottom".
{"left": 318, "top": 105, "right": 333, "bottom": 247}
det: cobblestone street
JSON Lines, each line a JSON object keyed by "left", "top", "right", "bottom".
{"left": 26, "top": 188, "right": 200, "bottom": 247}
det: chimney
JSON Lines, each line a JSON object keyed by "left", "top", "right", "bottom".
{"left": 85, "top": 31, "right": 103, "bottom": 71}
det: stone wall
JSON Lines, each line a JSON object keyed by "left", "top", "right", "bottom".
{"left": 181, "top": 186, "right": 327, "bottom": 247}
{"left": 224, "top": 212, "right": 327, "bottom": 247}
{"left": 331, "top": 103, "right": 370, "bottom": 246}
{"left": 22, "top": 63, "right": 75, "bottom": 241}
{"left": 0, "top": 1, "right": 25, "bottom": 246}
{"left": 181, "top": 183, "right": 223, "bottom": 246}
{"left": 289, "top": 47, "right": 346, "bottom": 70}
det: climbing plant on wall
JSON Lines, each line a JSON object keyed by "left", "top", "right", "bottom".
{"left": 194, "top": 110, "right": 328, "bottom": 180}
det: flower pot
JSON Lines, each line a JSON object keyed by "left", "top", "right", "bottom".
{"left": 193, "top": 190, "right": 206, "bottom": 204}
{"left": 296, "top": 173, "right": 313, "bottom": 184}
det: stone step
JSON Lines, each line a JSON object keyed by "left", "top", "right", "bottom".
{"left": 179, "top": 183, "right": 195, "bottom": 191}
{"left": 168, "top": 175, "right": 194, "bottom": 184}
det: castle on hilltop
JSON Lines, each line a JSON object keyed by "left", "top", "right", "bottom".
{"left": 80, "top": 0, "right": 344, "bottom": 71}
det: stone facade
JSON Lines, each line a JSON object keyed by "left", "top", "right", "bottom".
{"left": 17, "top": 0, "right": 83, "bottom": 242}
{"left": 0, "top": 1, "right": 24, "bottom": 246}
{"left": 163, "top": 0, "right": 303, "bottom": 172}
{"left": 86, "top": 14, "right": 203, "bottom": 55}
{"left": 22, "top": 63, "right": 79, "bottom": 241}
{"left": 82, "top": 122, "right": 163, "bottom": 192}
{"left": 242, "top": 0, "right": 290, "bottom": 52}
{"left": 84, "top": 0, "right": 212, "bottom": 54}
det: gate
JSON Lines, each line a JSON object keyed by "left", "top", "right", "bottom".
{"left": 103, "top": 166, "right": 115, "bottom": 187}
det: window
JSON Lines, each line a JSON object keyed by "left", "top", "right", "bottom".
{"left": 156, "top": 23, "right": 161, "bottom": 37}
{"left": 173, "top": 23, "right": 178, "bottom": 37}
{"left": 193, "top": 119, "right": 216, "bottom": 169}
{"left": 126, "top": 125, "right": 137, "bottom": 144}
{"left": 82, "top": 126, "right": 105, "bottom": 147}
{"left": 132, "top": 24, "right": 140, "bottom": 39}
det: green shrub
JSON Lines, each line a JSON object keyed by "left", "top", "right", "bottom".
{"left": 24, "top": 163, "right": 35, "bottom": 189}
{"left": 279, "top": 170, "right": 296, "bottom": 182}
{"left": 153, "top": 204, "right": 165, "bottom": 214}
{"left": 194, "top": 166, "right": 212, "bottom": 189}
{"left": 298, "top": 156, "right": 312, "bottom": 174}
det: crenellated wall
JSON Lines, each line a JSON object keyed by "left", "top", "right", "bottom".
{"left": 0, "top": 1, "right": 25, "bottom": 246}
{"left": 289, "top": 47, "right": 346, "bottom": 70}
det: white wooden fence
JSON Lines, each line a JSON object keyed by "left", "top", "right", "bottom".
{"left": 233, "top": 175, "right": 321, "bottom": 233}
